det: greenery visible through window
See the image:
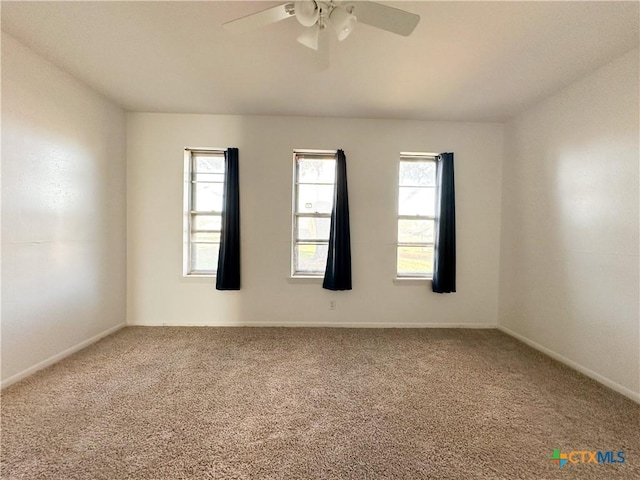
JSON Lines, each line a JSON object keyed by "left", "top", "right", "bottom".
{"left": 184, "top": 149, "right": 225, "bottom": 276}
{"left": 397, "top": 154, "right": 437, "bottom": 278}
{"left": 292, "top": 150, "right": 337, "bottom": 276}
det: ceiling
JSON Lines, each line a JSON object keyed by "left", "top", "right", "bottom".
{"left": 2, "top": 1, "right": 638, "bottom": 122}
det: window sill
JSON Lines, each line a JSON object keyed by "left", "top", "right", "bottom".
{"left": 393, "top": 277, "right": 432, "bottom": 286}
{"left": 183, "top": 274, "right": 215, "bottom": 279}
{"left": 288, "top": 276, "right": 323, "bottom": 284}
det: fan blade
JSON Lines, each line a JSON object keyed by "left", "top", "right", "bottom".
{"left": 223, "top": 3, "right": 295, "bottom": 34}
{"left": 351, "top": 1, "right": 420, "bottom": 36}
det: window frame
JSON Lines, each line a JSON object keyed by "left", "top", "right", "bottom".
{"left": 183, "top": 148, "right": 226, "bottom": 277}
{"left": 291, "top": 149, "right": 338, "bottom": 278}
{"left": 396, "top": 152, "right": 439, "bottom": 280}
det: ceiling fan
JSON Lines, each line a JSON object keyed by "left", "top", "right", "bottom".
{"left": 223, "top": 1, "right": 420, "bottom": 51}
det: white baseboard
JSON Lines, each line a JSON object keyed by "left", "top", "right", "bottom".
{"left": 129, "top": 321, "right": 498, "bottom": 329}
{"left": 1, "top": 322, "right": 126, "bottom": 390}
{"left": 497, "top": 325, "right": 640, "bottom": 404}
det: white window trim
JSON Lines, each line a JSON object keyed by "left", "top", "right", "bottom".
{"left": 396, "top": 152, "right": 438, "bottom": 281}
{"left": 393, "top": 277, "right": 432, "bottom": 286}
{"left": 291, "top": 149, "right": 337, "bottom": 278}
{"left": 183, "top": 147, "right": 226, "bottom": 277}
{"left": 287, "top": 276, "right": 324, "bottom": 284}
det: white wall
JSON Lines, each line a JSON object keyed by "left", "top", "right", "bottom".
{"left": 1, "top": 34, "right": 127, "bottom": 385}
{"left": 127, "top": 114, "right": 503, "bottom": 327}
{"left": 499, "top": 49, "right": 640, "bottom": 400}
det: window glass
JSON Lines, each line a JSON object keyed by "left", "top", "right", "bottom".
{"left": 184, "top": 150, "right": 225, "bottom": 275}
{"left": 292, "top": 152, "right": 337, "bottom": 276}
{"left": 397, "top": 155, "right": 437, "bottom": 278}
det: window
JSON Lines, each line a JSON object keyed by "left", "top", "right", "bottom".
{"left": 397, "top": 153, "right": 437, "bottom": 278}
{"left": 292, "top": 150, "right": 337, "bottom": 276}
{"left": 183, "top": 149, "right": 225, "bottom": 276}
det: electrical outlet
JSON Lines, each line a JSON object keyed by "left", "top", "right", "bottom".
{"left": 329, "top": 300, "right": 336, "bottom": 310}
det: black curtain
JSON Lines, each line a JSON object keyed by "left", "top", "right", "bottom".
{"left": 432, "top": 152, "right": 456, "bottom": 293}
{"left": 323, "top": 149, "right": 352, "bottom": 291}
{"left": 216, "top": 147, "right": 240, "bottom": 290}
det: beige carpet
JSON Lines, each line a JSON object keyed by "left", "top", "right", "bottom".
{"left": 1, "top": 327, "right": 638, "bottom": 479}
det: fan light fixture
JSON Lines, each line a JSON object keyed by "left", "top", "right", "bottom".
{"left": 328, "top": 5, "right": 356, "bottom": 41}
{"left": 297, "top": 24, "right": 320, "bottom": 50}
{"left": 294, "top": 0, "right": 319, "bottom": 27}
